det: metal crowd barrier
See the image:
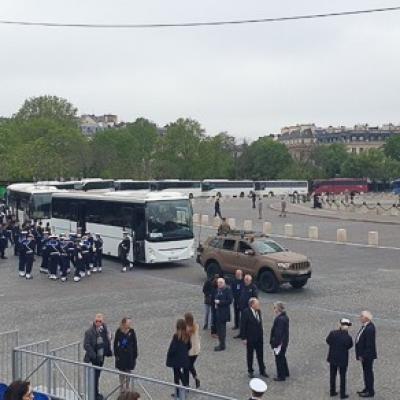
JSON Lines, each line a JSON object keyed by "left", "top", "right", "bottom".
{"left": 0, "top": 330, "right": 19, "bottom": 384}
{"left": 11, "top": 344, "right": 238, "bottom": 400}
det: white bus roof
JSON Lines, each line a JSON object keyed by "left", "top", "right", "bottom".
{"left": 52, "top": 190, "right": 189, "bottom": 202}
{"left": 7, "top": 183, "right": 60, "bottom": 194}
{"left": 202, "top": 179, "right": 253, "bottom": 182}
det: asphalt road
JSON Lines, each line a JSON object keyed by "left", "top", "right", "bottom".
{"left": 0, "top": 198, "right": 399, "bottom": 400}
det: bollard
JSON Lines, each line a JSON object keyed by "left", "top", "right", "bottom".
{"left": 308, "top": 226, "right": 318, "bottom": 240}
{"left": 213, "top": 217, "right": 220, "bottom": 228}
{"left": 201, "top": 215, "right": 209, "bottom": 226}
{"left": 391, "top": 207, "right": 399, "bottom": 216}
{"left": 368, "top": 231, "right": 379, "bottom": 246}
{"left": 228, "top": 218, "right": 236, "bottom": 229}
{"left": 336, "top": 228, "right": 347, "bottom": 243}
{"left": 243, "top": 219, "right": 252, "bottom": 231}
{"left": 193, "top": 213, "right": 200, "bottom": 224}
{"left": 284, "top": 224, "right": 293, "bottom": 237}
{"left": 263, "top": 222, "right": 272, "bottom": 235}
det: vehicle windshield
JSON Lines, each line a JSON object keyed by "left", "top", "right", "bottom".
{"left": 252, "top": 239, "right": 285, "bottom": 254}
{"left": 32, "top": 193, "right": 52, "bottom": 219}
{"left": 146, "top": 200, "right": 193, "bottom": 241}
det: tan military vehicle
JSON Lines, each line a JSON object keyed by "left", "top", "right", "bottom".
{"left": 197, "top": 231, "right": 312, "bottom": 293}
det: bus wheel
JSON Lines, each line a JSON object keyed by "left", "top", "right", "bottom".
{"left": 269, "top": 191, "right": 274, "bottom": 197}
{"left": 240, "top": 192, "right": 244, "bottom": 198}
{"left": 189, "top": 193, "right": 193, "bottom": 199}
{"left": 217, "top": 192, "right": 222, "bottom": 198}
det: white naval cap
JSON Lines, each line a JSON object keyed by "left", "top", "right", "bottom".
{"left": 340, "top": 318, "right": 352, "bottom": 327}
{"left": 249, "top": 378, "right": 267, "bottom": 394}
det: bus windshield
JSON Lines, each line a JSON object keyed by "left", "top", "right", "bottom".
{"left": 147, "top": 200, "right": 193, "bottom": 241}
{"left": 32, "top": 193, "right": 52, "bottom": 219}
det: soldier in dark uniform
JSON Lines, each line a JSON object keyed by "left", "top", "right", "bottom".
{"left": 39, "top": 232, "right": 50, "bottom": 274}
{"left": 59, "top": 236, "right": 70, "bottom": 282}
{"left": 119, "top": 232, "right": 130, "bottom": 272}
{"left": 12, "top": 224, "right": 20, "bottom": 256}
{"left": 24, "top": 233, "right": 36, "bottom": 279}
{"left": 93, "top": 233, "right": 103, "bottom": 273}
{"left": 87, "top": 232, "right": 95, "bottom": 270}
{"left": 80, "top": 236, "right": 91, "bottom": 276}
{"left": 47, "top": 234, "right": 60, "bottom": 280}
{"left": 18, "top": 231, "right": 28, "bottom": 277}
{"left": 0, "top": 224, "right": 7, "bottom": 259}
{"left": 326, "top": 318, "right": 353, "bottom": 399}
{"left": 231, "top": 269, "right": 244, "bottom": 331}
{"left": 74, "top": 236, "right": 84, "bottom": 282}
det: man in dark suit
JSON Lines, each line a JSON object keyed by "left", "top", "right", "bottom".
{"left": 214, "top": 277, "right": 233, "bottom": 351}
{"left": 355, "top": 310, "right": 377, "bottom": 398}
{"left": 231, "top": 269, "right": 244, "bottom": 330}
{"left": 326, "top": 318, "right": 354, "bottom": 399}
{"left": 240, "top": 298, "right": 268, "bottom": 378}
{"left": 269, "top": 301, "right": 289, "bottom": 381}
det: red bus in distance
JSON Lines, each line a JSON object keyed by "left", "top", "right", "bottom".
{"left": 312, "top": 178, "right": 369, "bottom": 195}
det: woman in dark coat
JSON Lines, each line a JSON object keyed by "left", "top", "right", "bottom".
{"left": 166, "top": 319, "right": 191, "bottom": 399}
{"left": 114, "top": 317, "right": 138, "bottom": 393}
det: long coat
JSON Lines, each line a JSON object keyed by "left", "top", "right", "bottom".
{"left": 215, "top": 286, "right": 233, "bottom": 323}
{"left": 166, "top": 334, "right": 191, "bottom": 369}
{"left": 326, "top": 329, "right": 353, "bottom": 367}
{"left": 240, "top": 308, "right": 263, "bottom": 343}
{"left": 83, "top": 323, "right": 112, "bottom": 365}
{"left": 113, "top": 328, "right": 138, "bottom": 371}
{"left": 270, "top": 312, "right": 289, "bottom": 350}
{"left": 355, "top": 323, "right": 377, "bottom": 361}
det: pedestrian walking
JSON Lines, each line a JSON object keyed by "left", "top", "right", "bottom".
{"left": 279, "top": 196, "right": 287, "bottom": 217}
{"left": 326, "top": 318, "right": 353, "bottom": 399}
{"left": 23, "top": 233, "right": 35, "bottom": 280}
{"left": 270, "top": 301, "right": 290, "bottom": 381}
{"left": 214, "top": 278, "right": 233, "bottom": 351}
{"left": 119, "top": 232, "right": 131, "bottom": 272}
{"left": 166, "top": 319, "right": 191, "bottom": 400}
{"left": 355, "top": 311, "right": 377, "bottom": 398}
{"left": 248, "top": 378, "right": 268, "bottom": 399}
{"left": 184, "top": 312, "right": 201, "bottom": 388}
{"left": 251, "top": 192, "right": 256, "bottom": 209}
{"left": 202, "top": 276, "right": 214, "bottom": 330}
{"left": 214, "top": 197, "right": 222, "bottom": 218}
{"left": 240, "top": 298, "right": 268, "bottom": 378}
{"left": 94, "top": 233, "right": 103, "bottom": 272}
{"left": 83, "top": 314, "right": 113, "bottom": 400}
{"left": 47, "top": 234, "right": 60, "bottom": 280}
{"left": 257, "top": 197, "right": 263, "bottom": 219}
{"left": 114, "top": 317, "right": 138, "bottom": 393}
{"left": 231, "top": 269, "right": 244, "bottom": 330}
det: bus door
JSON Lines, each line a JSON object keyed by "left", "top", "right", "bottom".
{"left": 132, "top": 205, "right": 146, "bottom": 263}
{"left": 71, "top": 201, "right": 86, "bottom": 234}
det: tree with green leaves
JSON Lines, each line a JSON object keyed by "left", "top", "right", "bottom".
{"left": 384, "top": 135, "right": 400, "bottom": 161}
{"left": 310, "top": 143, "right": 349, "bottom": 177}
{"left": 238, "top": 137, "right": 292, "bottom": 180}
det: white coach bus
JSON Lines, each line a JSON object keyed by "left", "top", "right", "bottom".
{"left": 154, "top": 180, "right": 202, "bottom": 198}
{"left": 114, "top": 180, "right": 155, "bottom": 191}
{"left": 254, "top": 180, "right": 309, "bottom": 196}
{"left": 201, "top": 179, "right": 255, "bottom": 197}
{"left": 51, "top": 191, "right": 194, "bottom": 264}
{"left": 7, "top": 183, "right": 57, "bottom": 224}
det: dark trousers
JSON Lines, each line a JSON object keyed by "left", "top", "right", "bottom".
{"left": 172, "top": 367, "right": 189, "bottom": 398}
{"left": 233, "top": 299, "right": 241, "bottom": 328}
{"left": 49, "top": 254, "right": 59, "bottom": 275}
{"left": 362, "top": 359, "right": 374, "bottom": 394}
{"left": 330, "top": 364, "right": 347, "bottom": 396}
{"left": 25, "top": 254, "right": 34, "bottom": 274}
{"left": 83, "top": 253, "right": 91, "bottom": 271}
{"left": 214, "top": 209, "right": 222, "bottom": 218}
{"left": 188, "top": 355, "right": 198, "bottom": 378}
{"left": 40, "top": 254, "right": 48, "bottom": 269}
{"left": 95, "top": 251, "right": 102, "bottom": 267}
{"left": 60, "top": 255, "right": 69, "bottom": 277}
{"left": 18, "top": 254, "right": 26, "bottom": 272}
{"left": 247, "top": 340, "right": 265, "bottom": 374}
{"left": 210, "top": 307, "right": 217, "bottom": 334}
{"left": 121, "top": 253, "right": 129, "bottom": 268}
{"left": 275, "top": 348, "right": 289, "bottom": 379}
{"left": 216, "top": 320, "right": 227, "bottom": 348}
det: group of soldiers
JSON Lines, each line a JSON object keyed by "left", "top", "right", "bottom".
{"left": 0, "top": 216, "right": 104, "bottom": 282}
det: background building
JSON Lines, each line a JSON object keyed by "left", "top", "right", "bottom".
{"left": 278, "top": 123, "right": 400, "bottom": 160}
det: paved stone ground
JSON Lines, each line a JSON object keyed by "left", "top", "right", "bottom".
{"left": 1, "top": 198, "right": 399, "bottom": 399}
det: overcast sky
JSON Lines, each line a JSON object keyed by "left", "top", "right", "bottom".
{"left": 1, "top": 0, "right": 400, "bottom": 139}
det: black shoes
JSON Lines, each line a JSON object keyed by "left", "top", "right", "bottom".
{"left": 195, "top": 378, "right": 200, "bottom": 389}
{"left": 233, "top": 334, "right": 241, "bottom": 339}
{"left": 214, "top": 346, "right": 225, "bottom": 351}
{"left": 273, "top": 377, "right": 285, "bottom": 382}
{"left": 359, "top": 393, "right": 374, "bottom": 398}
{"left": 248, "top": 372, "right": 255, "bottom": 378}
{"left": 260, "top": 371, "right": 269, "bottom": 378}
{"left": 341, "top": 395, "right": 349, "bottom": 399}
